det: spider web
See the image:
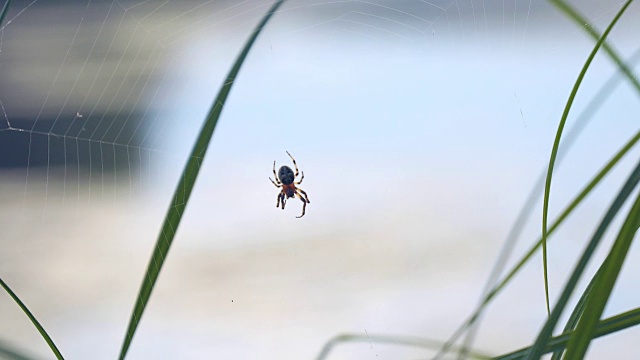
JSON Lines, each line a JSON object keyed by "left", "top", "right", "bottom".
{"left": 0, "top": 0, "right": 543, "bottom": 210}
{"left": 1, "top": 0, "right": 639, "bottom": 359}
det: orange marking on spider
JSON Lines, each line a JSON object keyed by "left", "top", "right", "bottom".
{"left": 269, "top": 151, "right": 310, "bottom": 218}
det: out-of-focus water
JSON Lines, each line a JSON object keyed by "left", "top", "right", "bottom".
{"left": 1, "top": 1, "right": 640, "bottom": 359}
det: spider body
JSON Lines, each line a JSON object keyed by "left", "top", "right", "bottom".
{"left": 277, "top": 165, "right": 295, "bottom": 185}
{"left": 269, "top": 151, "right": 310, "bottom": 218}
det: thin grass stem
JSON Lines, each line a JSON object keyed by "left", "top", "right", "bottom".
{"left": 0, "top": 277, "right": 64, "bottom": 360}
{"left": 315, "top": 333, "right": 491, "bottom": 360}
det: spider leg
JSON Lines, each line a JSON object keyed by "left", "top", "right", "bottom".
{"left": 269, "top": 177, "right": 281, "bottom": 188}
{"left": 295, "top": 171, "right": 304, "bottom": 185}
{"left": 286, "top": 151, "right": 299, "bottom": 178}
{"left": 281, "top": 193, "right": 287, "bottom": 209}
{"left": 295, "top": 192, "right": 307, "bottom": 218}
{"left": 276, "top": 192, "right": 281, "bottom": 208}
{"left": 296, "top": 188, "right": 310, "bottom": 204}
{"left": 272, "top": 161, "right": 281, "bottom": 184}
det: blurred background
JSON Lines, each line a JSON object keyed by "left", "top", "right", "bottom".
{"left": 1, "top": 0, "right": 640, "bottom": 358}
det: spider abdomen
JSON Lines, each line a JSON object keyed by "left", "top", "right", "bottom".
{"left": 278, "top": 166, "right": 295, "bottom": 185}
{"left": 283, "top": 184, "right": 296, "bottom": 198}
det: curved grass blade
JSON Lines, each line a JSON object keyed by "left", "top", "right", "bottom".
{"left": 550, "top": 262, "right": 601, "bottom": 360}
{"left": 314, "top": 333, "right": 491, "bottom": 360}
{"left": 563, "top": 172, "right": 640, "bottom": 354}
{"left": 543, "top": 3, "right": 640, "bottom": 356}
{"left": 494, "top": 307, "right": 640, "bottom": 360}
{"left": 550, "top": 0, "right": 640, "bottom": 96}
{"left": 557, "top": 190, "right": 640, "bottom": 359}
{"left": 455, "top": 43, "right": 640, "bottom": 360}
{"left": 0, "top": 277, "right": 64, "bottom": 360}
{"left": 433, "top": 123, "right": 640, "bottom": 360}
{"left": 0, "top": 0, "right": 11, "bottom": 29}
{"left": 540, "top": 0, "right": 633, "bottom": 318}
{"left": 524, "top": 155, "right": 640, "bottom": 359}
{"left": 551, "top": 169, "right": 640, "bottom": 359}
{"left": 117, "top": 1, "right": 286, "bottom": 359}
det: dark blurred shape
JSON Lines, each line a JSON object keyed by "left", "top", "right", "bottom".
{"left": 0, "top": 111, "right": 144, "bottom": 168}
{"left": 0, "top": 1, "right": 164, "bottom": 172}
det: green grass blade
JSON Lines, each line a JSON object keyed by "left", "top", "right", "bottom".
{"left": 525, "top": 156, "right": 640, "bottom": 359}
{"left": 540, "top": 0, "right": 633, "bottom": 318}
{"left": 494, "top": 307, "right": 640, "bottom": 360}
{"left": 456, "top": 43, "right": 640, "bottom": 360}
{"left": 435, "top": 1, "right": 638, "bottom": 357}
{"left": 550, "top": 0, "right": 640, "bottom": 96}
{"left": 434, "top": 124, "right": 640, "bottom": 360}
{"left": 563, "top": 172, "right": 640, "bottom": 355}
{"left": 551, "top": 187, "right": 640, "bottom": 359}
{"left": 117, "top": 1, "right": 286, "bottom": 359}
{"left": 0, "top": 0, "right": 11, "bottom": 28}
{"left": 450, "top": 6, "right": 640, "bottom": 359}
{"left": 314, "top": 333, "right": 492, "bottom": 360}
{"left": 549, "top": 267, "right": 598, "bottom": 360}
{"left": 0, "top": 277, "right": 64, "bottom": 360}
{"left": 544, "top": 4, "right": 640, "bottom": 355}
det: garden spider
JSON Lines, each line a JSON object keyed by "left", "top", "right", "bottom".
{"left": 269, "top": 151, "right": 310, "bottom": 218}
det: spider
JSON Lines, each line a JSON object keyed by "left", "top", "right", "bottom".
{"left": 269, "top": 151, "right": 310, "bottom": 218}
